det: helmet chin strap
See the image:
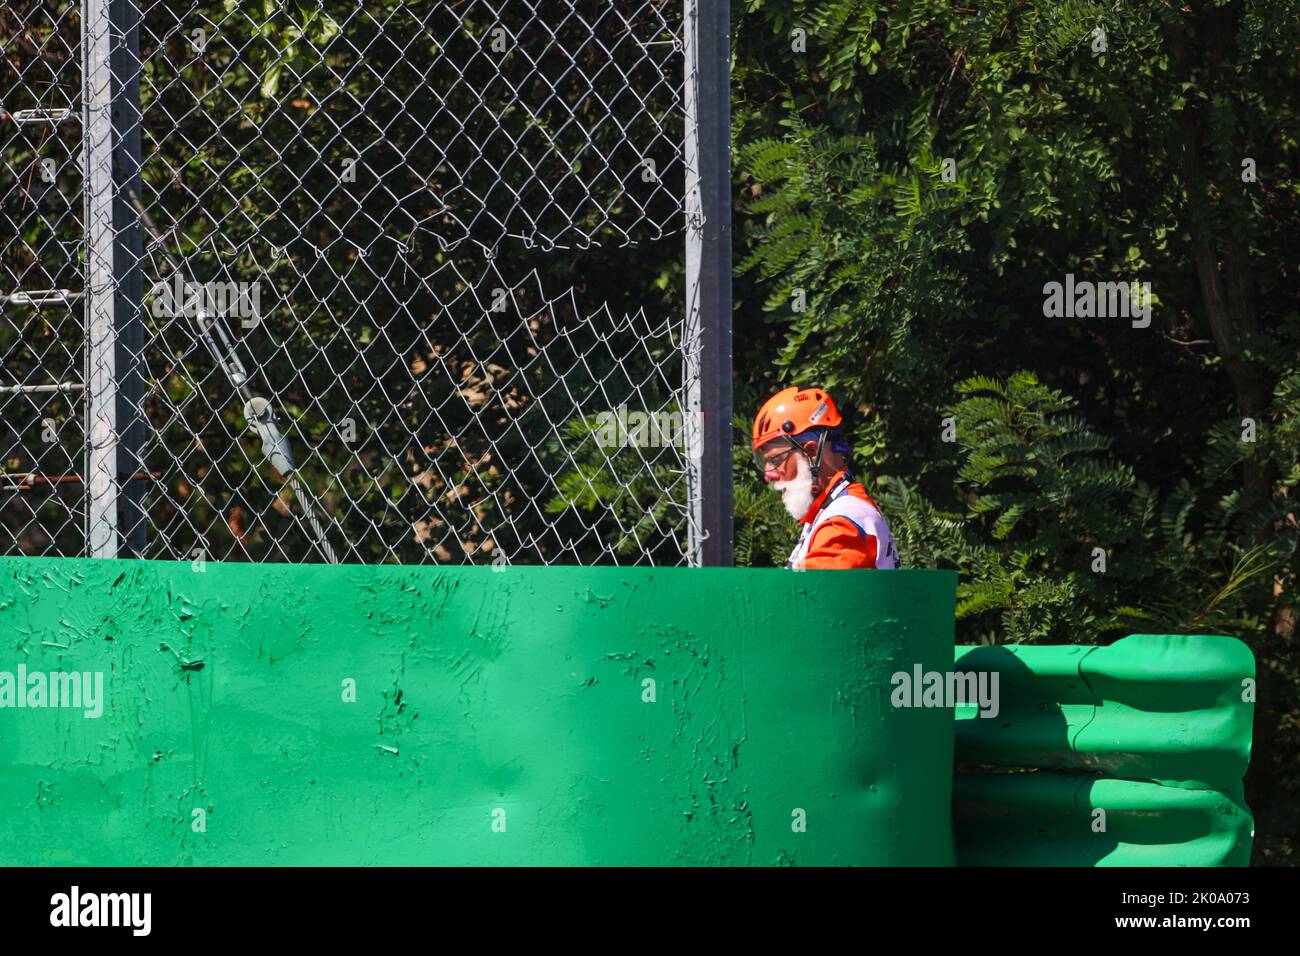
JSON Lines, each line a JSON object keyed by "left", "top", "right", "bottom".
{"left": 807, "top": 429, "right": 830, "bottom": 493}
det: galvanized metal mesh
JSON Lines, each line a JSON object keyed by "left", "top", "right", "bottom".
{"left": 3, "top": 0, "right": 707, "bottom": 565}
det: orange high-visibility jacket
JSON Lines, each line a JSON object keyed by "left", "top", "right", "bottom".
{"left": 788, "top": 468, "right": 899, "bottom": 570}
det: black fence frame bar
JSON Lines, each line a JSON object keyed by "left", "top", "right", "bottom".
{"left": 696, "top": 0, "right": 733, "bottom": 567}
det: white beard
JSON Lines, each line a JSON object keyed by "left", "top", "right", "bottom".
{"left": 773, "top": 454, "right": 815, "bottom": 520}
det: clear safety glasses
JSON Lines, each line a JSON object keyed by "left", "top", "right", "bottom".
{"left": 753, "top": 437, "right": 802, "bottom": 475}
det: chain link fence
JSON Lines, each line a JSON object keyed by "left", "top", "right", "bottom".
{"left": 3, "top": 0, "right": 730, "bottom": 566}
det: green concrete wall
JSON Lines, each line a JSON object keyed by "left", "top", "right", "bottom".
{"left": 952, "top": 635, "right": 1255, "bottom": 866}
{"left": 0, "top": 558, "right": 957, "bottom": 866}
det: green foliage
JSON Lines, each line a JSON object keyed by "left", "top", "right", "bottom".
{"left": 222, "top": 0, "right": 343, "bottom": 98}
{"left": 544, "top": 408, "right": 689, "bottom": 562}
{"left": 878, "top": 372, "right": 1289, "bottom": 643}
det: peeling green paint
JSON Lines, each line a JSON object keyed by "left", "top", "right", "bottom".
{"left": 0, "top": 559, "right": 957, "bottom": 866}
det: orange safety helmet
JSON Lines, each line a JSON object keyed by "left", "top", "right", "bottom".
{"left": 751, "top": 386, "right": 844, "bottom": 478}
{"left": 752, "top": 386, "right": 843, "bottom": 449}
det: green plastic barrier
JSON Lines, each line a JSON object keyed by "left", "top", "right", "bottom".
{"left": 955, "top": 774, "right": 1252, "bottom": 867}
{"left": 0, "top": 558, "right": 957, "bottom": 866}
{"left": 953, "top": 635, "right": 1255, "bottom": 866}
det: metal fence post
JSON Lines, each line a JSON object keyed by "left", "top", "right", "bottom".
{"left": 83, "top": 0, "right": 119, "bottom": 558}
{"left": 684, "top": 0, "right": 733, "bottom": 567}
{"left": 111, "top": 0, "right": 146, "bottom": 556}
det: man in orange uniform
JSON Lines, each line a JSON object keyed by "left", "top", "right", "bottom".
{"left": 751, "top": 386, "right": 898, "bottom": 570}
